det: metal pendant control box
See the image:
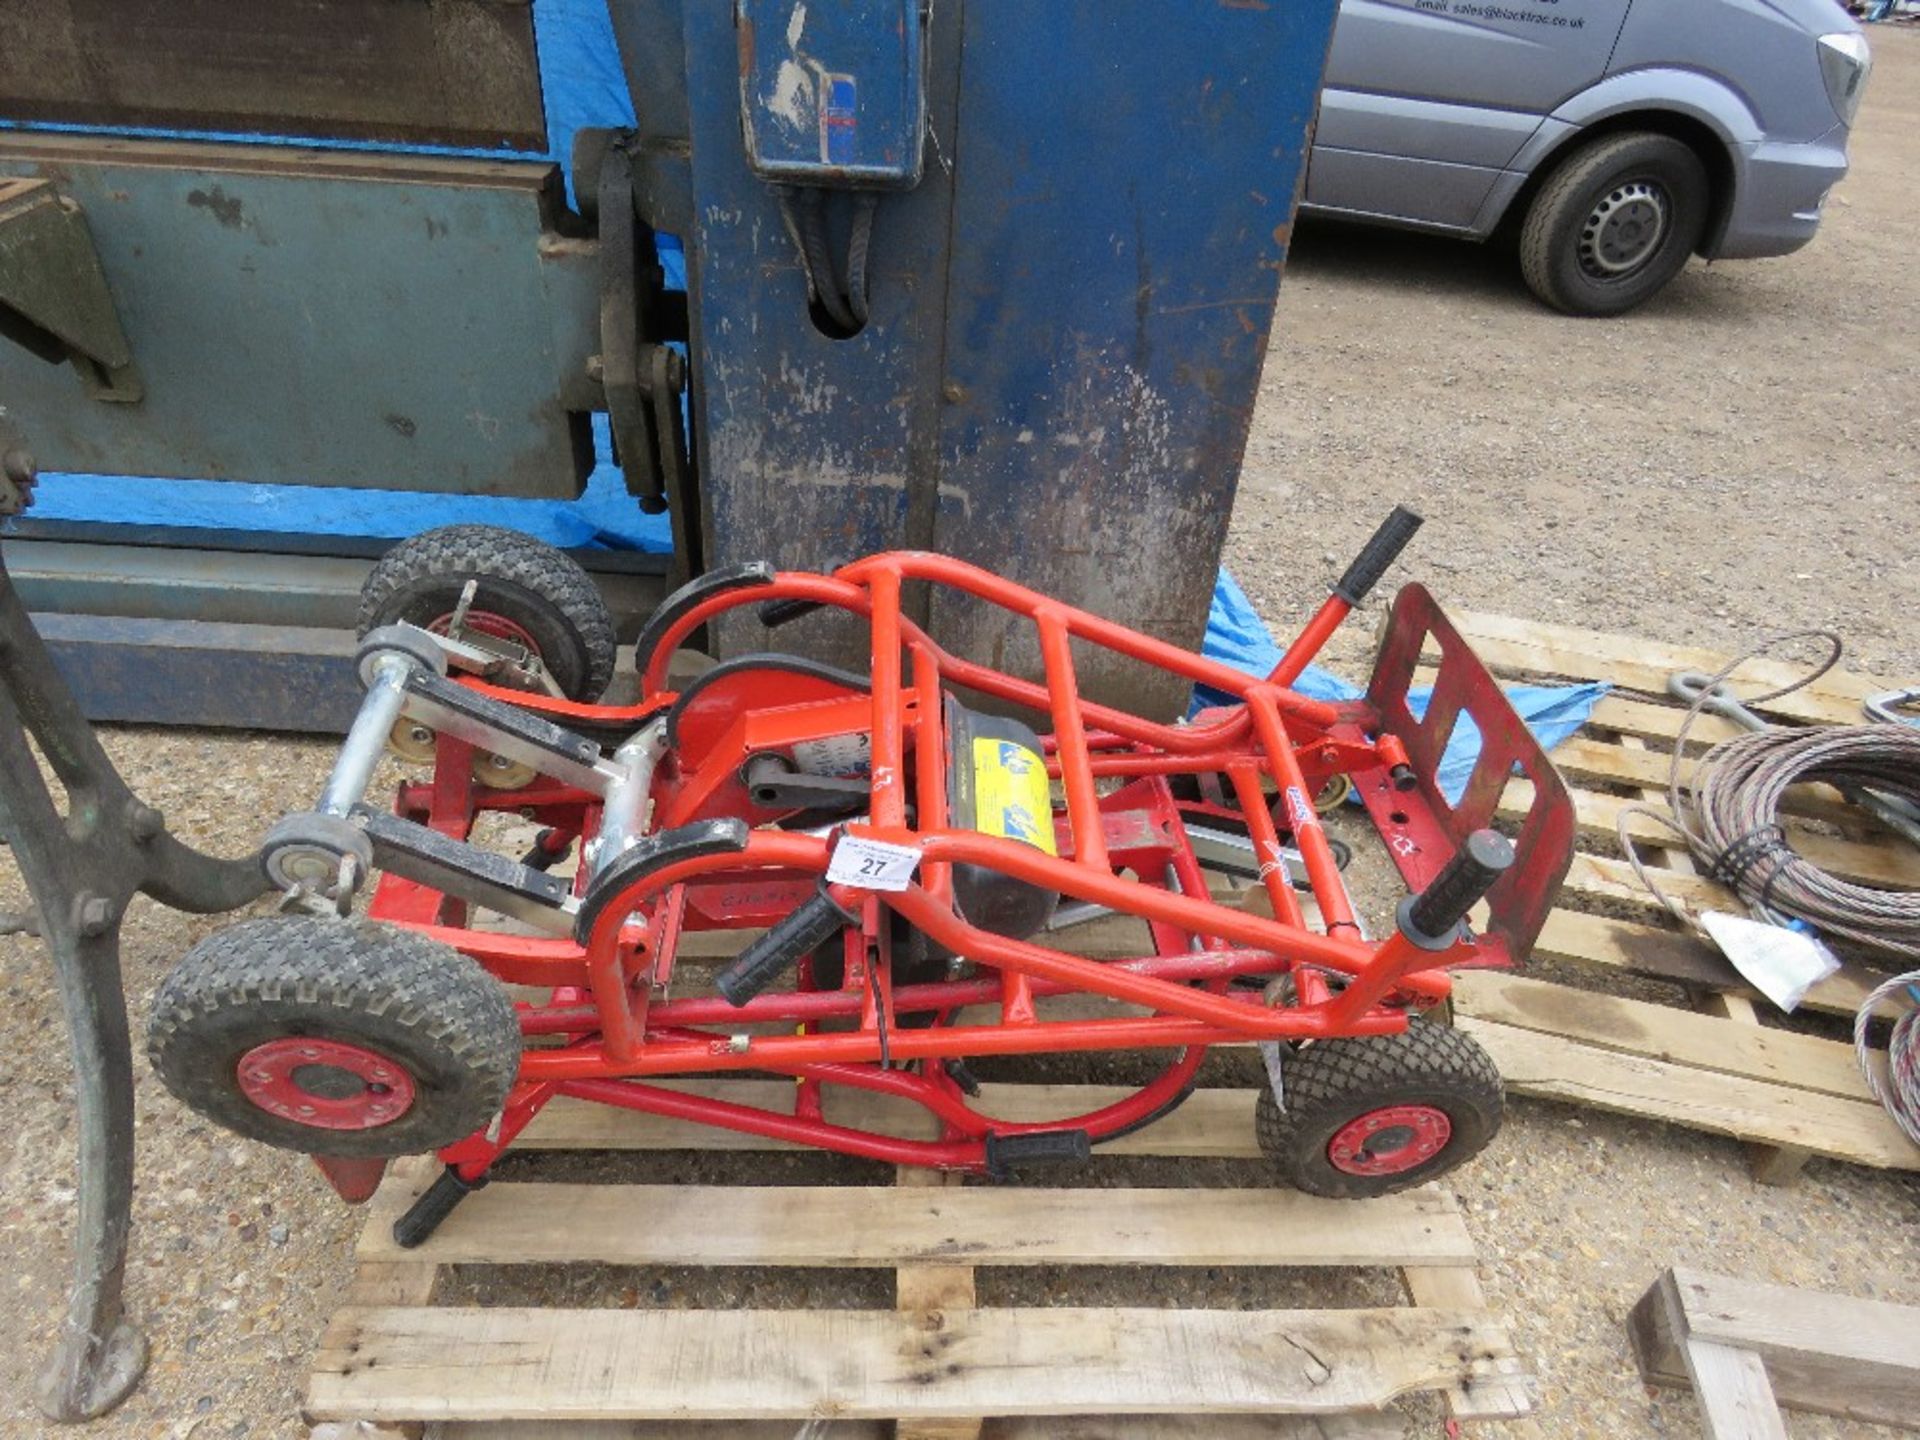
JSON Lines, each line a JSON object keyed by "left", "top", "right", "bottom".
{"left": 736, "top": 0, "right": 926, "bottom": 188}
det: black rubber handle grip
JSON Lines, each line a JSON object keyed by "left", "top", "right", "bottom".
{"left": 758, "top": 597, "right": 825, "bottom": 628}
{"left": 1333, "top": 506, "right": 1425, "bottom": 606}
{"left": 716, "top": 890, "right": 848, "bottom": 1006}
{"left": 1408, "top": 829, "right": 1514, "bottom": 939}
{"left": 391, "top": 1166, "right": 483, "bottom": 1249}
{"left": 984, "top": 1128, "right": 1093, "bottom": 1176}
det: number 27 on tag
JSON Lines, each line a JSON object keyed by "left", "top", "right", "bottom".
{"left": 826, "top": 834, "right": 923, "bottom": 892}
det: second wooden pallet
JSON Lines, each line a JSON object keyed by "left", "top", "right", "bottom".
{"left": 305, "top": 1082, "right": 1532, "bottom": 1439}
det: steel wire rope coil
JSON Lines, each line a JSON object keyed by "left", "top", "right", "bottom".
{"left": 1615, "top": 630, "right": 1920, "bottom": 1147}
{"left": 1857, "top": 970, "right": 1920, "bottom": 1147}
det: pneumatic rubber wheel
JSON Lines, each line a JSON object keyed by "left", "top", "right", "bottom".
{"left": 147, "top": 917, "right": 521, "bottom": 1158}
{"left": 1255, "top": 1021, "right": 1504, "bottom": 1198}
{"left": 357, "top": 524, "right": 617, "bottom": 701}
{"left": 1519, "top": 132, "right": 1709, "bottom": 317}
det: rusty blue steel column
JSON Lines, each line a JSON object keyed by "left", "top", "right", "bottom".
{"left": 643, "top": 0, "right": 1340, "bottom": 716}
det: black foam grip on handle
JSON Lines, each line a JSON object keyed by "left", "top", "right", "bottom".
{"left": 716, "top": 889, "right": 850, "bottom": 1006}
{"left": 1408, "top": 829, "right": 1515, "bottom": 939}
{"left": 758, "top": 596, "right": 826, "bottom": 628}
{"left": 1333, "top": 506, "right": 1425, "bottom": 606}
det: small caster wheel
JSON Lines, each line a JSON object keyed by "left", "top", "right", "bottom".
{"left": 358, "top": 524, "right": 617, "bottom": 702}
{"left": 147, "top": 917, "right": 520, "bottom": 1157}
{"left": 1255, "top": 1020, "right": 1504, "bottom": 1198}
{"left": 260, "top": 811, "right": 374, "bottom": 897}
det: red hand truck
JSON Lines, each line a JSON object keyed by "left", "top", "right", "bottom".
{"left": 147, "top": 510, "right": 1575, "bottom": 1243}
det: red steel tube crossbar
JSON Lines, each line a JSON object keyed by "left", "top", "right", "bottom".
{"left": 1036, "top": 605, "right": 1107, "bottom": 873}
{"left": 1245, "top": 686, "right": 1361, "bottom": 937}
{"left": 514, "top": 946, "right": 1292, "bottom": 1036}
{"left": 867, "top": 566, "right": 909, "bottom": 828}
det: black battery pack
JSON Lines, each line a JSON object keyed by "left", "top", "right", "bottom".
{"left": 944, "top": 696, "right": 1060, "bottom": 941}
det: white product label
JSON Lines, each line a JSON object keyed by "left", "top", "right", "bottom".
{"left": 1699, "top": 911, "right": 1840, "bottom": 1014}
{"left": 826, "top": 834, "right": 923, "bottom": 892}
{"left": 791, "top": 732, "right": 872, "bottom": 777}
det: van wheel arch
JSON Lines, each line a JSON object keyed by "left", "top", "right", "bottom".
{"left": 1500, "top": 112, "right": 1733, "bottom": 258}
{"left": 1514, "top": 126, "right": 1724, "bottom": 315}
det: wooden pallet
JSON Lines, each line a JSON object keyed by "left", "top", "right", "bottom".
{"left": 1628, "top": 1267, "right": 1920, "bottom": 1435}
{"left": 1430, "top": 610, "right": 1917, "bottom": 1183}
{"left": 304, "top": 1083, "right": 1532, "bottom": 1439}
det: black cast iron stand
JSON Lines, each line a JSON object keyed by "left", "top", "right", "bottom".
{"left": 0, "top": 434, "right": 267, "bottom": 1420}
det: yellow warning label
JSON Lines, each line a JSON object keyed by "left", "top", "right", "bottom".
{"left": 971, "top": 737, "right": 1057, "bottom": 855}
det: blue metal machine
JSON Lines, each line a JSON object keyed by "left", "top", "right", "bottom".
{"left": 0, "top": 0, "right": 1342, "bottom": 719}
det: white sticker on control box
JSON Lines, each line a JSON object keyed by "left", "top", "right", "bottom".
{"left": 791, "top": 732, "right": 872, "bottom": 777}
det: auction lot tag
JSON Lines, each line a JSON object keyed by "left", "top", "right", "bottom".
{"left": 827, "top": 834, "right": 923, "bottom": 891}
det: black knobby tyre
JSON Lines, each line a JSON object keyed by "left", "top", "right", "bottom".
{"left": 1518, "top": 132, "right": 1710, "bottom": 317}
{"left": 147, "top": 917, "right": 521, "bottom": 1158}
{"left": 1255, "top": 1021, "right": 1504, "bottom": 1199}
{"left": 357, "top": 524, "right": 617, "bottom": 701}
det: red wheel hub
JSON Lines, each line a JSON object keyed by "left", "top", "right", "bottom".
{"left": 1326, "top": 1103, "right": 1451, "bottom": 1177}
{"left": 236, "top": 1038, "right": 417, "bottom": 1132}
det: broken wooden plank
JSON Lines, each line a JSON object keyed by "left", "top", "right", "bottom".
{"left": 1401, "top": 1265, "right": 1533, "bottom": 1421}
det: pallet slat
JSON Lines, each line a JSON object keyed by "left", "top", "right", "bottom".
{"left": 1402, "top": 1265, "right": 1534, "bottom": 1421}
{"left": 309, "top": 1304, "right": 1514, "bottom": 1423}
{"left": 1630, "top": 1268, "right": 1920, "bottom": 1432}
{"left": 518, "top": 1082, "right": 1265, "bottom": 1157}
{"left": 1452, "top": 971, "right": 1881, "bottom": 1101}
{"left": 427, "top": 1419, "right": 1406, "bottom": 1439}
{"left": 1448, "top": 611, "right": 1893, "bottom": 726}
{"left": 1546, "top": 734, "right": 1865, "bottom": 831}
{"left": 1457, "top": 1017, "right": 1916, "bottom": 1170}
{"left": 356, "top": 1177, "right": 1474, "bottom": 1270}
{"left": 1502, "top": 779, "right": 1920, "bottom": 890}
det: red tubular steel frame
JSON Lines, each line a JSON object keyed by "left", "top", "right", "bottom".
{"left": 365, "top": 553, "right": 1574, "bottom": 1181}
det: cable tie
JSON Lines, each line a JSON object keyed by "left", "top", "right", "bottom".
{"left": 1705, "top": 823, "right": 1787, "bottom": 894}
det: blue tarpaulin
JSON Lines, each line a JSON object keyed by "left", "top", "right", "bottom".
{"left": 1200, "top": 569, "right": 1605, "bottom": 801}
{"left": 14, "top": 0, "right": 676, "bottom": 552}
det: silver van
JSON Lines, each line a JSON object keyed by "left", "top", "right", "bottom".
{"left": 1304, "top": 0, "right": 1872, "bottom": 314}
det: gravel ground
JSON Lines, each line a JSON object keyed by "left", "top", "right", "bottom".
{"left": 4, "top": 31, "right": 1918, "bottom": 1440}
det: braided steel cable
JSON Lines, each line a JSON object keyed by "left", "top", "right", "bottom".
{"left": 1618, "top": 632, "right": 1920, "bottom": 1146}
{"left": 1677, "top": 721, "right": 1920, "bottom": 955}
{"left": 1620, "top": 630, "right": 1920, "bottom": 957}
{"left": 1857, "top": 972, "right": 1920, "bottom": 1147}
